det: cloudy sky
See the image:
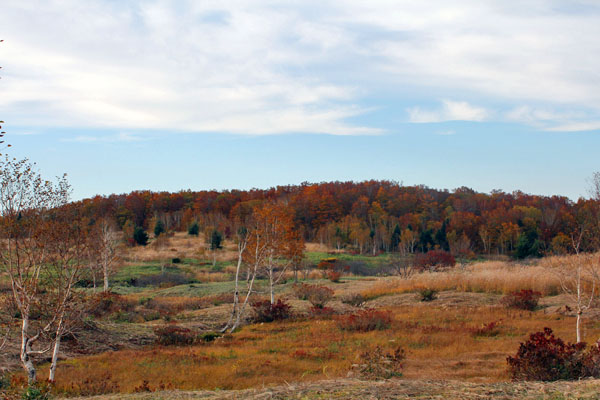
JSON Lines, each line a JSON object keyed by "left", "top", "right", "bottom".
{"left": 1, "top": 0, "right": 599, "bottom": 199}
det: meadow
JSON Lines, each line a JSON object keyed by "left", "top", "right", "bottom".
{"left": 2, "top": 233, "right": 599, "bottom": 398}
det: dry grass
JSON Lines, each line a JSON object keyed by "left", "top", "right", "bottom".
{"left": 41, "top": 301, "right": 598, "bottom": 396}
{"left": 123, "top": 232, "right": 238, "bottom": 264}
{"left": 361, "top": 259, "right": 569, "bottom": 300}
{"left": 61, "top": 378, "right": 600, "bottom": 400}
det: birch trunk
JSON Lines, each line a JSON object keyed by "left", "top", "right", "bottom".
{"left": 20, "top": 317, "right": 36, "bottom": 384}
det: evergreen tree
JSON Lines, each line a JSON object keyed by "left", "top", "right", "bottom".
{"left": 209, "top": 229, "right": 223, "bottom": 250}
{"left": 434, "top": 220, "right": 449, "bottom": 251}
{"left": 515, "top": 227, "right": 541, "bottom": 259}
{"left": 133, "top": 226, "right": 149, "bottom": 246}
{"left": 188, "top": 222, "right": 199, "bottom": 236}
{"left": 390, "top": 224, "right": 402, "bottom": 251}
{"left": 154, "top": 219, "right": 165, "bottom": 237}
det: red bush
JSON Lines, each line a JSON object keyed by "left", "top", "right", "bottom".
{"left": 506, "top": 327, "right": 600, "bottom": 381}
{"left": 337, "top": 309, "right": 392, "bottom": 332}
{"left": 470, "top": 320, "right": 502, "bottom": 337}
{"left": 415, "top": 250, "right": 455, "bottom": 271}
{"left": 308, "top": 306, "right": 336, "bottom": 319}
{"left": 327, "top": 270, "right": 342, "bottom": 283}
{"left": 251, "top": 299, "right": 292, "bottom": 322}
{"left": 501, "top": 290, "right": 541, "bottom": 311}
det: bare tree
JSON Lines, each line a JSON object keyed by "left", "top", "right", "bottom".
{"left": 0, "top": 156, "right": 83, "bottom": 384}
{"left": 221, "top": 227, "right": 251, "bottom": 333}
{"left": 89, "top": 218, "right": 120, "bottom": 292}
{"left": 43, "top": 206, "right": 90, "bottom": 382}
{"left": 551, "top": 218, "right": 599, "bottom": 343}
{"left": 389, "top": 252, "right": 412, "bottom": 279}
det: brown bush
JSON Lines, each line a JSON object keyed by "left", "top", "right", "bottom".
{"left": 338, "top": 309, "right": 392, "bottom": 332}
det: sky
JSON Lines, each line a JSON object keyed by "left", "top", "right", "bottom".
{"left": 1, "top": 0, "right": 600, "bottom": 200}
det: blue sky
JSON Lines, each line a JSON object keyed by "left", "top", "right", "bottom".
{"left": 1, "top": 1, "right": 600, "bottom": 200}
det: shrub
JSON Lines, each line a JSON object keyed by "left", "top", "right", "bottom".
{"left": 89, "top": 292, "right": 135, "bottom": 318}
{"left": 327, "top": 270, "right": 342, "bottom": 283}
{"left": 133, "top": 227, "right": 149, "bottom": 246}
{"left": 308, "top": 306, "right": 336, "bottom": 319}
{"left": 341, "top": 293, "right": 367, "bottom": 307}
{"left": 251, "top": 299, "right": 292, "bottom": 322}
{"left": 292, "top": 283, "right": 312, "bottom": 300}
{"left": 126, "top": 272, "right": 192, "bottom": 288}
{"left": 471, "top": 321, "right": 502, "bottom": 337}
{"left": 418, "top": 288, "right": 438, "bottom": 302}
{"left": 353, "top": 346, "right": 405, "bottom": 380}
{"left": 506, "top": 327, "right": 600, "bottom": 381}
{"left": 22, "top": 384, "right": 51, "bottom": 400}
{"left": 303, "top": 285, "right": 334, "bottom": 308}
{"left": 338, "top": 309, "right": 392, "bottom": 332}
{"left": 501, "top": 289, "right": 541, "bottom": 311}
{"left": 414, "top": 250, "right": 455, "bottom": 271}
{"left": 154, "top": 325, "right": 220, "bottom": 346}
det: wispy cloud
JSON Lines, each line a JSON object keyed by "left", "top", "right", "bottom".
{"left": 1, "top": 1, "right": 600, "bottom": 134}
{"left": 407, "top": 100, "right": 489, "bottom": 123}
{"left": 63, "top": 132, "right": 146, "bottom": 143}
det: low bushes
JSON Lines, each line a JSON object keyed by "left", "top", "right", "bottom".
{"left": 417, "top": 288, "right": 438, "bottom": 302}
{"left": 126, "top": 272, "right": 193, "bottom": 288}
{"left": 308, "top": 306, "right": 336, "bottom": 318}
{"left": 353, "top": 345, "right": 405, "bottom": 380}
{"left": 154, "top": 325, "right": 220, "bottom": 346}
{"left": 507, "top": 328, "right": 600, "bottom": 381}
{"left": 293, "top": 283, "right": 334, "bottom": 308}
{"left": 414, "top": 250, "right": 455, "bottom": 271}
{"left": 501, "top": 289, "right": 541, "bottom": 311}
{"left": 470, "top": 321, "right": 501, "bottom": 337}
{"left": 341, "top": 293, "right": 367, "bottom": 307}
{"left": 251, "top": 299, "right": 292, "bottom": 322}
{"left": 338, "top": 309, "right": 392, "bottom": 332}
{"left": 89, "top": 292, "right": 136, "bottom": 318}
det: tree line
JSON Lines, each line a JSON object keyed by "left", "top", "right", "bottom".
{"left": 73, "top": 179, "right": 600, "bottom": 258}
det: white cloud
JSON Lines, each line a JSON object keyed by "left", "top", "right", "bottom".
{"left": 436, "top": 130, "right": 456, "bottom": 136}
{"left": 64, "top": 132, "right": 146, "bottom": 143}
{"left": 1, "top": 1, "right": 600, "bottom": 134}
{"left": 408, "top": 100, "right": 489, "bottom": 123}
{"left": 506, "top": 106, "right": 600, "bottom": 132}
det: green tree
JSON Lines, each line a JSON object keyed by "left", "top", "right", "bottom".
{"left": 515, "top": 227, "right": 541, "bottom": 259}
{"left": 133, "top": 226, "right": 149, "bottom": 246}
{"left": 188, "top": 222, "right": 199, "bottom": 236}
{"left": 154, "top": 219, "right": 165, "bottom": 237}
{"left": 209, "top": 229, "right": 223, "bottom": 250}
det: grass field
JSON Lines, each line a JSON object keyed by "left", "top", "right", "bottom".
{"left": 3, "top": 236, "right": 599, "bottom": 399}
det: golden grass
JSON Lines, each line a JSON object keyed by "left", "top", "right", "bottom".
{"left": 124, "top": 232, "right": 239, "bottom": 264}
{"left": 361, "top": 259, "right": 569, "bottom": 300}
{"left": 42, "top": 302, "right": 596, "bottom": 395}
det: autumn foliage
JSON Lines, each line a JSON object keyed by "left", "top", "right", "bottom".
{"left": 507, "top": 328, "right": 600, "bottom": 381}
{"left": 68, "top": 181, "right": 600, "bottom": 258}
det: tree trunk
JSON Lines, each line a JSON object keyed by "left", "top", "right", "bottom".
{"left": 20, "top": 317, "right": 36, "bottom": 384}
{"left": 577, "top": 311, "right": 582, "bottom": 343}
{"left": 222, "top": 246, "right": 244, "bottom": 333}
{"left": 49, "top": 317, "right": 63, "bottom": 382}
{"left": 269, "top": 267, "right": 275, "bottom": 305}
{"left": 103, "top": 262, "right": 109, "bottom": 292}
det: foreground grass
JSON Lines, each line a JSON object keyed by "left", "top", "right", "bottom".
{"left": 62, "top": 378, "right": 600, "bottom": 400}
{"left": 43, "top": 301, "right": 596, "bottom": 396}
